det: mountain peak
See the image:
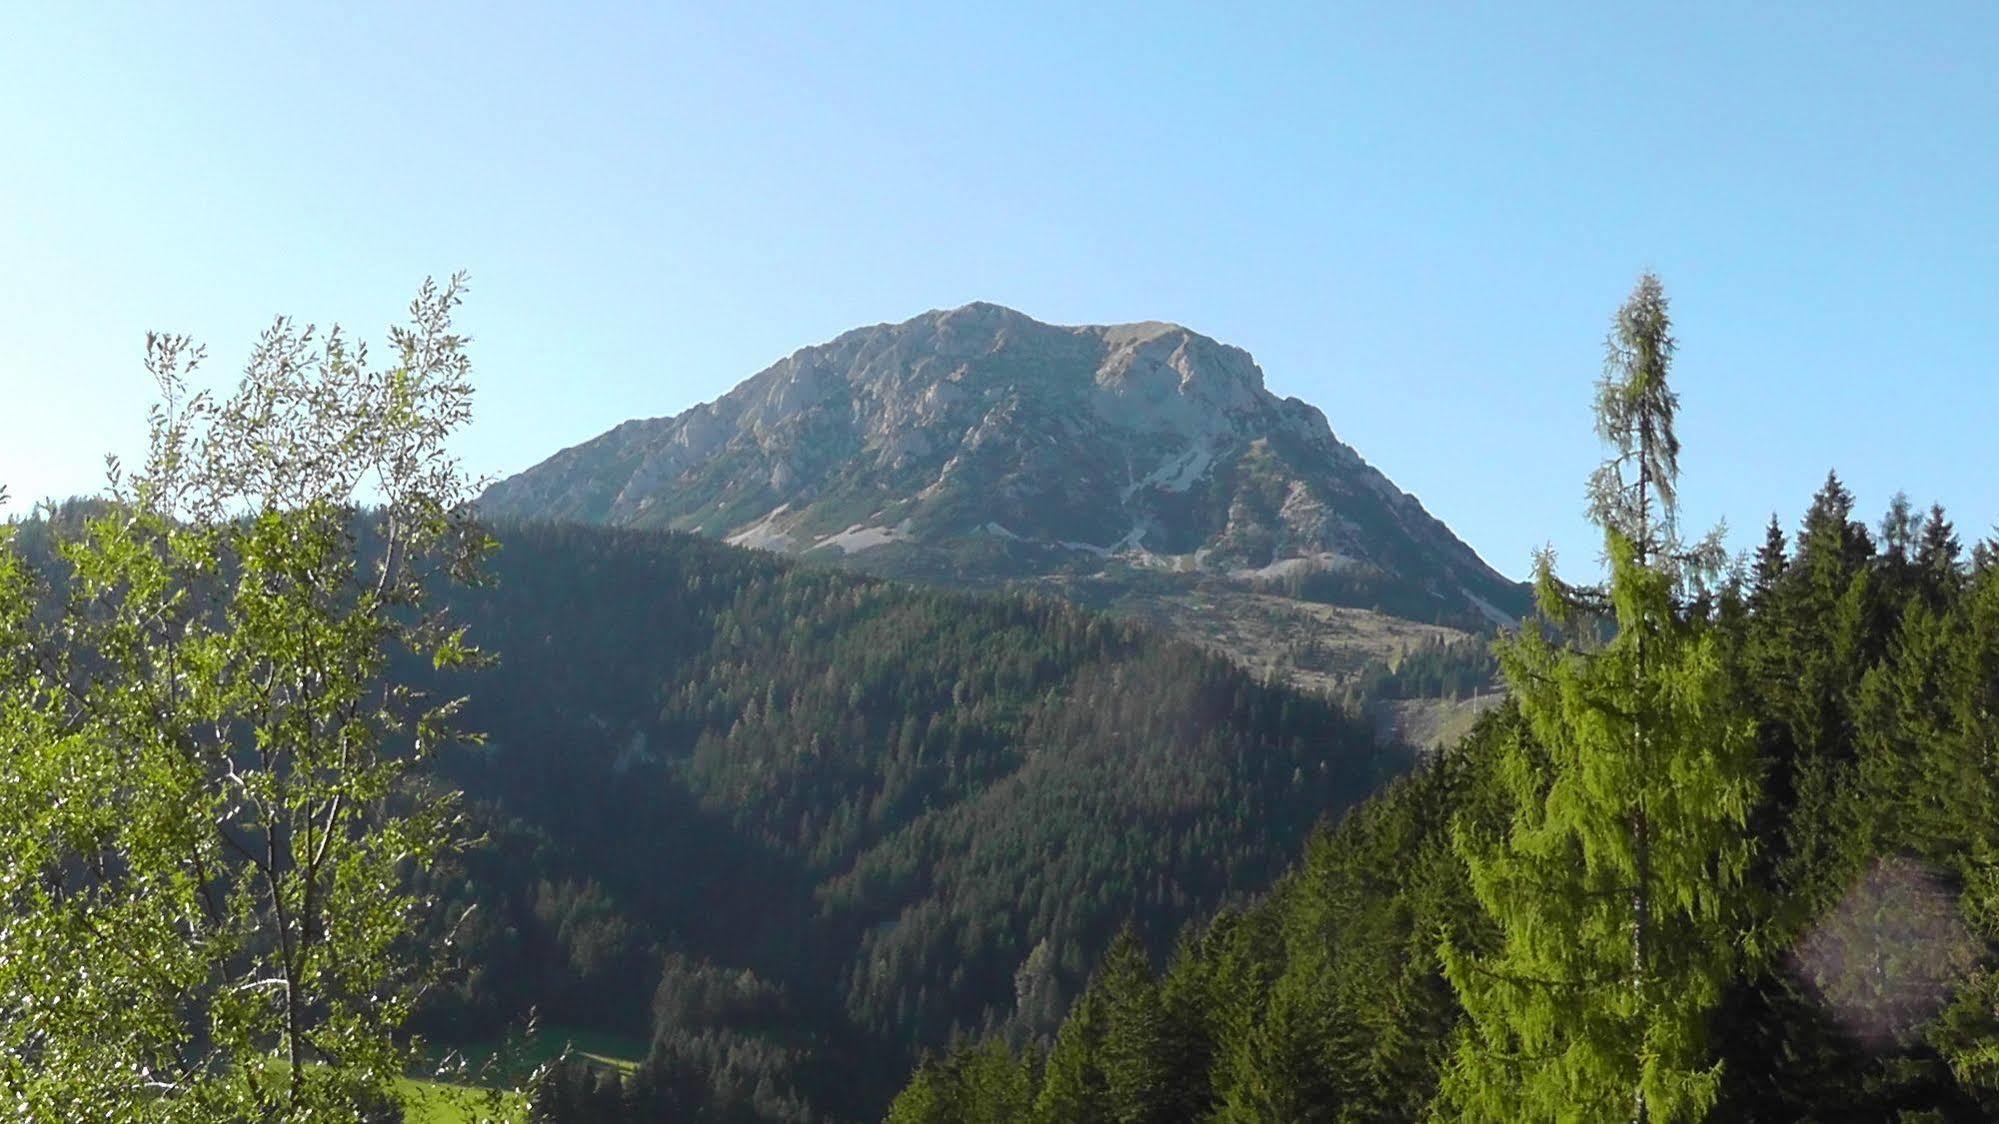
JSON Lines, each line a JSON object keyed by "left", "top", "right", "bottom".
{"left": 906, "top": 303, "right": 1209, "bottom": 354}
{"left": 926, "top": 301, "right": 1177, "bottom": 332}
{"left": 886, "top": 305, "right": 1266, "bottom": 406}
{"left": 935, "top": 299, "right": 1031, "bottom": 322}
{"left": 480, "top": 307, "right": 1524, "bottom": 632}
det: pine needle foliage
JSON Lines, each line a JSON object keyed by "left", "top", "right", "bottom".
{"left": 1438, "top": 274, "right": 1759, "bottom": 1122}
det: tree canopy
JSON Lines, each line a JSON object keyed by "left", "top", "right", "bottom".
{"left": 0, "top": 278, "right": 493, "bottom": 1119}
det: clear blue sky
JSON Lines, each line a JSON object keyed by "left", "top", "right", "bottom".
{"left": 4, "top": 4, "right": 1995, "bottom": 580}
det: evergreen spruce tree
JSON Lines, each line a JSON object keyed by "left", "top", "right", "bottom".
{"left": 1931, "top": 559, "right": 1999, "bottom": 1101}
{"left": 885, "top": 1060, "right": 954, "bottom": 1124}
{"left": 1438, "top": 274, "right": 1758, "bottom": 1122}
{"left": 1212, "top": 967, "right": 1340, "bottom": 1124}
{"left": 1749, "top": 516, "right": 1788, "bottom": 610}
{"left": 961, "top": 1038, "right": 1037, "bottom": 1124}
{"left": 1097, "top": 930, "right": 1174, "bottom": 1124}
{"left": 1916, "top": 503, "right": 1964, "bottom": 607}
{"left": 1879, "top": 491, "right": 1921, "bottom": 594}
{"left": 1156, "top": 930, "right": 1221, "bottom": 1121}
{"left": 1033, "top": 989, "right": 1113, "bottom": 1124}
{"left": 1763, "top": 472, "right": 1883, "bottom": 908}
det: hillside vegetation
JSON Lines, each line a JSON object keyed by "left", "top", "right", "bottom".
{"left": 878, "top": 276, "right": 1999, "bottom": 1123}
{"left": 413, "top": 521, "right": 1400, "bottom": 1119}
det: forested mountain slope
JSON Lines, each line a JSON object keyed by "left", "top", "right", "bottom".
{"left": 884, "top": 480, "right": 1999, "bottom": 1123}
{"left": 412, "top": 519, "right": 1401, "bottom": 1120}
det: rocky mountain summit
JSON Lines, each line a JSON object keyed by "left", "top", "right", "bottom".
{"left": 482, "top": 303, "right": 1527, "bottom": 682}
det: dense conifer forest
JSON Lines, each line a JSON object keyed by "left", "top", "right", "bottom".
{"left": 870, "top": 284, "right": 1999, "bottom": 1123}
{"left": 883, "top": 479, "right": 1999, "bottom": 1122}
{"left": 491, "top": 470, "right": 1999, "bottom": 1123}
{"left": 408, "top": 521, "right": 1399, "bottom": 1120}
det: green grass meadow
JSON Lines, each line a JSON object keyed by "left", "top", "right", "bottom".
{"left": 402, "top": 1026, "right": 644, "bottom": 1122}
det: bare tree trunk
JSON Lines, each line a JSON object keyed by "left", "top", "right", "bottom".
{"left": 1632, "top": 430, "right": 1652, "bottom": 1124}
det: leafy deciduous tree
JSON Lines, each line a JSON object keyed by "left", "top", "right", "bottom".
{"left": 0, "top": 277, "right": 493, "bottom": 1120}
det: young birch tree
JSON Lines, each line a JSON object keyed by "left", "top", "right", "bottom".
{"left": 0, "top": 276, "right": 494, "bottom": 1121}
{"left": 1438, "top": 273, "right": 1758, "bottom": 1122}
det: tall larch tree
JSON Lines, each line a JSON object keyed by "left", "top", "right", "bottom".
{"left": 1438, "top": 273, "right": 1759, "bottom": 1122}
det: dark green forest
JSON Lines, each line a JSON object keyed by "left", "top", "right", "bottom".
{"left": 870, "top": 485, "right": 1999, "bottom": 1119}
{"left": 406, "top": 521, "right": 1399, "bottom": 1120}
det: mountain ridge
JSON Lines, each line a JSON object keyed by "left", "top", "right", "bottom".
{"left": 481, "top": 303, "right": 1528, "bottom": 658}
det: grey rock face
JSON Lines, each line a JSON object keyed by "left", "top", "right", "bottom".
{"left": 480, "top": 303, "right": 1524, "bottom": 627}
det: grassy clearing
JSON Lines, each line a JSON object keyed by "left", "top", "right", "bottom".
{"left": 429, "top": 1023, "right": 645, "bottom": 1079}
{"left": 250, "top": 1056, "right": 527, "bottom": 1123}
{"left": 253, "top": 1026, "right": 635, "bottom": 1121}
{"left": 522, "top": 1025, "right": 644, "bottom": 1075}
{"left": 398, "top": 1075, "right": 525, "bottom": 1124}
{"left": 401, "top": 1025, "right": 644, "bottom": 1120}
